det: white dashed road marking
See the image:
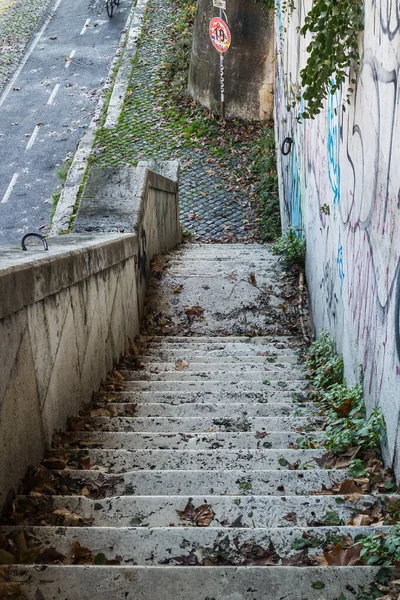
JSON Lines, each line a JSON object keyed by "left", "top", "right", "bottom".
{"left": 0, "top": 0, "right": 64, "bottom": 108}
{"left": 47, "top": 83, "right": 60, "bottom": 105}
{"left": 1, "top": 173, "right": 19, "bottom": 204}
{"left": 26, "top": 124, "right": 40, "bottom": 150}
{"left": 80, "top": 19, "right": 90, "bottom": 34}
{"left": 65, "top": 49, "right": 76, "bottom": 69}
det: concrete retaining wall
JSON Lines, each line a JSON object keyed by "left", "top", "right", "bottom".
{"left": 0, "top": 165, "right": 181, "bottom": 509}
{"left": 274, "top": 1, "right": 400, "bottom": 473}
{"left": 188, "top": 0, "right": 274, "bottom": 121}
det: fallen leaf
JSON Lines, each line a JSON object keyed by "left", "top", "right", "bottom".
{"left": 70, "top": 541, "right": 94, "bottom": 564}
{"left": 175, "top": 360, "right": 189, "bottom": 371}
{"left": 176, "top": 501, "right": 215, "bottom": 526}
{"left": 227, "top": 271, "right": 237, "bottom": 281}
{"left": 315, "top": 541, "right": 362, "bottom": 566}
{"left": 255, "top": 431, "right": 268, "bottom": 439}
{"left": 173, "top": 285, "right": 184, "bottom": 294}
{"left": 331, "top": 398, "right": 353, "bottom": 417}
{"left": 53, "top": 508, "right": 83, "bottom": 526}
{"left": 184, "top": 305, "right": 204, "bottom": 319}
{"left": 248, "top": 273, "right": 257, "bottom": 286}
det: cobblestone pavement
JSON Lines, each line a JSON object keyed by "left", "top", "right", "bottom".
{"left": 91, "top": 0, "right": 266, "bottom": 240}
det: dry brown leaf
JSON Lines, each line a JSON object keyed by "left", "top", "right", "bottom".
{"left": 176, "top": 501, "right": 215, "bottom": 526}
{"left": 0, "top": 580, "right": 21, "bottom": 599}
{"left": 70, "top": 541, "right": 94, "bottom": 564}
{"left": 53, "top": 508, "right": 83, "bottom": 526}
{"left": 184, "top": 305, "right": 204, "bottom": 319}
{"left": 248, "top": 273, "right": 257, "bottom": 286}
{"left": 331, "top": 398, "right": 353, "bottom": 417}
{"left": 317, "top": 541, "right": 363, "bottom": 566}
{"left": 348, "top": 514, "right": 373, "bottom": 526}
{"left": 42, "top": 456, "right": 67, "bottom": 470}
{"left": 255, "top": 431, "right": 268, "bottom": 439}
{"left": 173, "top": 285, "right": 184, "bottom": 294}
{"left": 175, "top": 360, "right": 189, "bottom": 371}
{"left": 78, "top": 456, "right": 91, "bottom": 470}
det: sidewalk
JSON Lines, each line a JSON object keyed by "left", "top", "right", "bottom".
{"left": 89, "top": 0, "right": 276, "bottom": 240}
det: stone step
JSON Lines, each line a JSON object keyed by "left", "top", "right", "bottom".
{"left": 134, "top": 362, "right": 303, "bottom": 373}
{"left": 111, "top": 402, "right": 313, "bottom": 418}
{"left": 101, "top": 390, "right": 308, "bottom": 404}
{"left": 0, "top": 525, "right": 390, "bottom": 565}
{"left": 123, "top": 380, "right": 307, "bottom": 393}
{"left": 58, "top": 431, "right": 315, "bottom": 450}
{"left": 10, "top": 494, "right": 391, "bottom": 528}
{"left": 138, "top": 350, "right": 301, "bottom": 361}
{"left": 123, "top": 370, "right": 305, "bottom": 382}
{"left": 51, "top": 448, "right": 326, "bottom": 472}
{"left": 139, "top": 336, "right": 300, "bottom": 345}
{"left": 68, "top": 416, "right": 318, "bottom": 433}
{"left": 52, "top": 468, "right": 350, "bottom": 497}
{"left": 138, "top": 355, "right": 299, "bottom": 364}
{"left": 8, "top": 565, "right": 382, "bottom": 600}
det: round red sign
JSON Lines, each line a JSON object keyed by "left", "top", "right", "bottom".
{"left": 209, "top": 17, "right": 231, "bottom": 52}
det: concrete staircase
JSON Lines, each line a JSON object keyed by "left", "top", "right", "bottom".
{"left": 0, "top": 245, "right": 386, "bottom": 598}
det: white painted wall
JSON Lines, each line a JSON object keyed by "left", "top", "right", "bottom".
{"left": 275, "top": 0, "right": 400, "bottom": 473}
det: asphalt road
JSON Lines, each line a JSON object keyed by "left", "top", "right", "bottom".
{"left": 0, "top": 0, "right": 130, "bottom": 245}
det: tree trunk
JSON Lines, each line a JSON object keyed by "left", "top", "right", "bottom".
{"left": 188, "top": 0, "right": 274, "bottom": 121}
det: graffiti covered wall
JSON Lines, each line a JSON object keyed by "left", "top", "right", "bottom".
{"left": 275, "top": 0, "right": 400, "bottom": 473}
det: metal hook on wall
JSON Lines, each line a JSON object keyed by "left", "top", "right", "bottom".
{"left": 281, "top": 137, "right": 293, "bottom": 156}
{"left": 21, "top": 233, "right": 49, "bottom": 251}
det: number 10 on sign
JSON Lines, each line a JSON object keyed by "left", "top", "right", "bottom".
{"left": 209, "top": 17, "right": 231, "bottom": 120}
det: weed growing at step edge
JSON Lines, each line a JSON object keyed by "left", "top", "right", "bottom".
{"left": 49, "top": 153, "right": 73, "bottom": 224}
{"left": 272, "top": 227, "right": 306, "bottom": 268}
{"left": 297, "top": 331, "right": 386, "bottom": 455}
{"left": 249, "top": 125, "right": 280, "bottom": 241}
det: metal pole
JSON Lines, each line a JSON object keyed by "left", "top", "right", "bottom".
{"left": 220, "top": 52, "right": 225, "bottom": 121}
{"left": 219, "top": 7, "right": 225, "bottom": 121}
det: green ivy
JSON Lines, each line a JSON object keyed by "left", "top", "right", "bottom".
{"left": 299, "top": 0, "right": 363, "bottom": 119}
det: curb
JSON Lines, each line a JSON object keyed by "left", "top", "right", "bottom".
{"left": 104, "top": 0, "right": 149, "bottom": 129}
{"left": 50, "top": 0, "right": 147, "bottom": 234}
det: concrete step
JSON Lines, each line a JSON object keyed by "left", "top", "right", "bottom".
{"left": 138, "top": 350, "right": 301, "bottom": 362}
{"left": 51, "top": 448, "right": 326, "bottom": 472}
{"left": 58, "top": 431, "right": 316, "bottom": 450}
{"left": 51, "top": 468, "right": 351, "bottom": 496}
{"left": 123, "top": 380, "right": 308, "bottom": 393}
{"left": 138, "top": 355, "right": 300, "bottom": 364}
{"left": 0, "top": 525, "right": 390, "bottom": 564}
{"left": 139, "top": 335, "right": 300, "bottom": 345}
{"left": 99, "top": 390, "right": 309, "bottom": 404}
{"left": 10, "top": 494, "right": 391, "bottom": 528}
{"left": 9, "top": 565, "right": 382, "bottom": 600}
{"left": 109, "top": 402, "right": 314, "bottom": 418}
{"left": 134, "top": 361, "right": 303, "bottom": 373}
{"left": 66, "top": 416, "right": 319, "bottom": 433}
{"left": 123, "top": 370, "right": 306, "bottom": 382}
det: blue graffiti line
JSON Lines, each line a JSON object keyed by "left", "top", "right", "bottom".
{"left": 327, "top": 81, "right": 341, "bottom": 206}
{"left": 276, "top": 0, "right": 284, "bottom": 50}
{"left": 289, "top": 142, "right": 303, "bottom": 230}
{"left": 336, "top": 238, "right": 344, "bottom": 295}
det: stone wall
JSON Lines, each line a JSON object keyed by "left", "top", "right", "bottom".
{"left": 0, "top": 165, "right": 181, "bottom": 509}
{"left": 274, "top": 0, "right": 400, "bottom": 473}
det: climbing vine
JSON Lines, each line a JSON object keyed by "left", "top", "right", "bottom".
{"left": 299, "top": 0, "right": 364, "bottom": 119}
